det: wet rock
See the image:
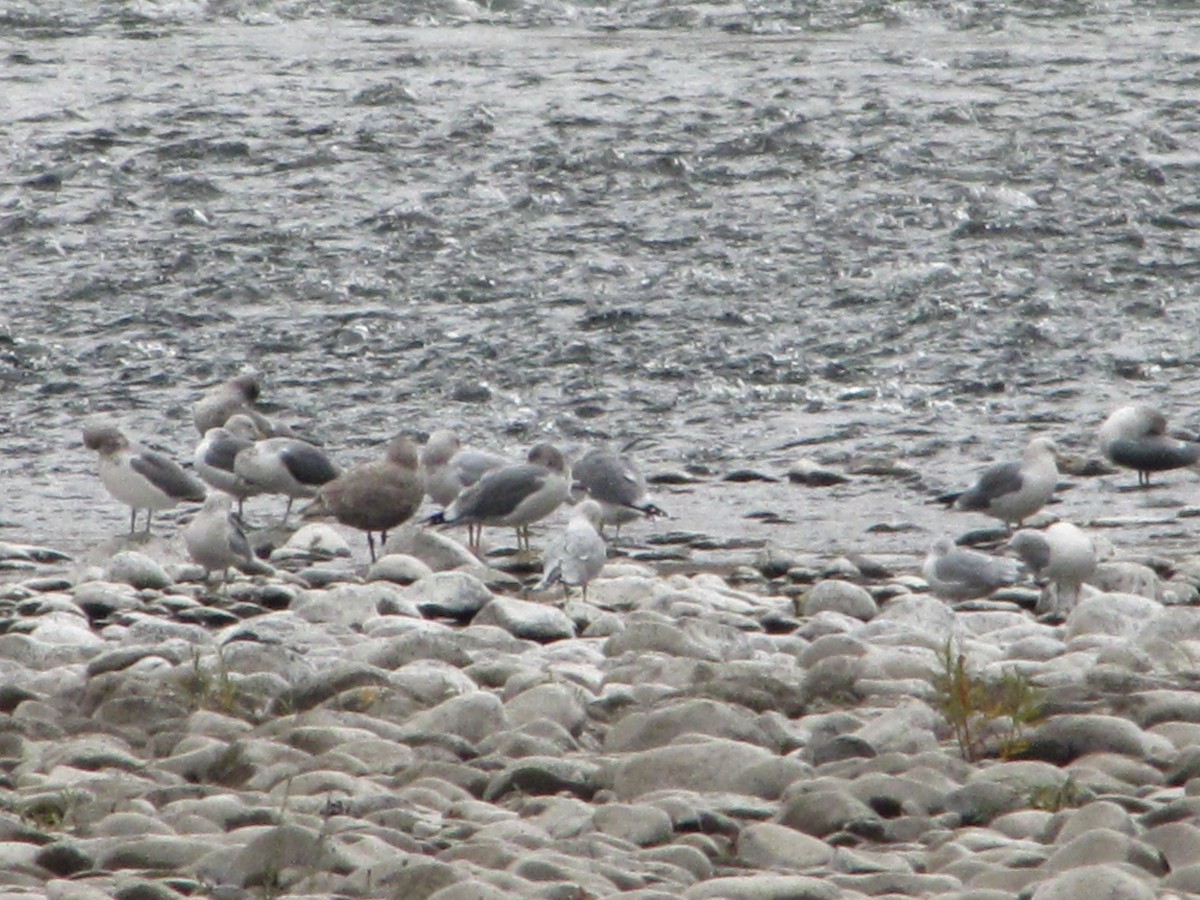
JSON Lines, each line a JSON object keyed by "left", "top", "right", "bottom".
{"left": 104, "top": 552, "right": 173, "bottom": 590}
{"left": 803, "top": 579, "right": 878, "bottom": 620}
{"left": 402, "top": 572, "right": 493, "bottom": 620}
{"left": 472, "top": 596, "right": 575, "bottom": 641}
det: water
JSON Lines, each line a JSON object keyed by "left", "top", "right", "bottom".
{"left": 3, "top": 0, "right": 1200, "bottom": 573}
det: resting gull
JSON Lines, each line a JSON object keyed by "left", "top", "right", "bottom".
{"left": 428, "top": 442, "right": 569, "bottom": 553}
{"left": 1009, "top": 521, "right": 1096, "bottom": 618}
{"left": 535, "top": 498, "right": 607, "bottom": 600}
{"left": 184, "top": 493, "right": 272, "bottom": 586}
{"left": 83, "top": 423, "right": 207, "bottom": 535}
{"left": 922, "top": 536, "right": 1022, "bottom": 602}
{"left": 193, "top": 414, "right": 264, "bottom": 516}
{"left": 954, "top": 436, "right": 1058, "bottom": 530}
{"left": 421, "top": 429, "right": 509, "bottom": 547}
{"left": 1098, "top": 404, "right": 1200, "bottom": 487}
{"left": 572, "top": 446, "right": 666, "bottom": 536}
{"left": 307, "top": 435, "right": 426, "bottom": 562}
{"left": 233, "top": 436, "right": 339, "bottom": 526}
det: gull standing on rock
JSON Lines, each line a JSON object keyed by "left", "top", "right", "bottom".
{"left": 1009, "top": 522, "right": 1096, "bottom": 618}
{"left": 954, "top": 436, "right": 1058, "bottom": 530}
{"left": 184, "top": 493, "right": 273, "bottom": 586}
{"left": 922, "top": 536, "right": 1022, "bottom": 602}
{"left": 536, "top": 499, "right": 607, "bottom": 600}
{"left": 1098, "top": 404, "right": 1200, "bottom": 487}
{"left": 83, "top": 424, "right": 207, "bottom": 536}
{"left": 572, "top": 446, "right": 666, "bottom": 537}
{"left": 193, "top": 414, "right": 264, "bottom": 516}
{"left": 421, "top": 429, "right": 509, "bottom": 547}
{"left": 233, "top": 436, "right": 339, "bottom": 527}
{"left": 427, "top": 443, "right": 570, "bottom": 553}
{"left": 305, "top": 435, "right": 426, "bottom": 563}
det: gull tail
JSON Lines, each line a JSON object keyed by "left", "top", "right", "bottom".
{"left": 425, "top": 510, "right": 448, "bottom": 527}
{"left": 535, "top": 561, "right": 562, "bottom": 593}
{"left": 636, "top": 501, "right": 667, "bottom": 519}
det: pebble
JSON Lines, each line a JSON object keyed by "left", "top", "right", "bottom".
{"left": 0, "top": 535, "right": 1198, "bottom": 900}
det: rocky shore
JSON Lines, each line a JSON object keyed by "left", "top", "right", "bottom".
{"left": 2, "top": 521, "right": 1200, "bottom": 900}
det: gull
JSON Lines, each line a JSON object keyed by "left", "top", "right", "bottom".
{"left": 193, "top": 414, "right": 264, "bottom": 516}
{"left": 421, "top": 429, "right": 509, "bottom": 547}
{"left": 192, "top": 374, "right": 271, "bottom": 435}
{"left": 1098, "top": 404, "right": 1200, "bottom": 487}
{"left": 954, "top": 437, "right": 1058, "bottom": 530}
{"left": 83, "top": 424, "right": 207, "bottom": 536}
{"left": 305, "top": 435, "right": 426, "bottom": 562}
{"left": 571, "top": 446, "right": 666, "bottom": 537}
{"left": 1009, "top": 522, "right": 1096, "bottom": 618}
{"left": 233, "top": 436, "right": 339, "bottom": 526}
{"left": 184, "top": 493, "right": 273, "bottom": 587}
{"left": 922, "top": 536, "right": 1021, "bottom": 602}
{"left": 535, "top": 499, "right": 607, "bottom": 601}
{"left": 427, "top": 443, "right": 570, "bottom": 553}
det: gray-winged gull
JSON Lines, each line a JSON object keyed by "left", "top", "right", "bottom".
{"left": 572, "top": 446, "right": 666, "bottom": 536}
{"left": 922, "top": 536, "right": 1022, "bottom": 602}
{"left": 306, "top": 435, "right": 426, "bottom": 563}
{"left": 192, "top": 374, "right": 269, "bottom": 435}
{"left": 1009, "top": 521, "right": 1096, "bottom": 618}
{"left": 535, "top": 498, "right": 607, "bottom": 600}
{"left": 428, "top": 442, "right": 570, "bottom": 553}
{"left": 83, "top": 423, "right": 207, "bottom": 535}
{"left": 193, "top": 414, "right": 264, "bottom": 516}
{"left": 233, "top": 435, "right": 339, "bottom": 526}
{"left": 954, "top": 436, "right": 1058, "bottom": 529}
{"left": 1098, "top": 404, "right": 1200, "bottom": 487}
{"left": 184, "top": 493, "right": 273, "bottom": 586}
{"left": 421, "top": 429, "right": 509, "bottom": 547}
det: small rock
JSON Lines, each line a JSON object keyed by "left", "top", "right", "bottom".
{"left": 367, "top": 554, "right": 434, "bottom": 585}
{"left": 402, "top": 572, "right": 493, "bottom": 620}
{"left": 803, "top": 579, "right": 878, "bottom": 620}
{"left": 104, "top": 552, "right": 173, "bottom": 590}
{"left": 472, "top": 596, "right": 575, "bottom": 641}
{"left": 283, "top": 523, "right": 352, "bottom": 558}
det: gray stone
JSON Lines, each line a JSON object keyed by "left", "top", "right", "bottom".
{"left": 776, "top": 786, "right": 884, "bottom": 839}
{"left": 367, "top": 553, "right": 435, "bottom": 585}
{"left": 1066, "top": 592, "right": 1161, "bottom": 639}
{"left": 1024, "top": 714, "right": 1153, "bottom": 765}
{"left": 592, "top": 802, "right": 673, "bottom": 846}
{"left": 104, "top": 551, "right": 174, "bottom": 590}
{"left": 610, "top": 738, "right": 776, "bottom": 801}
{"left": 1028, "top": 863, "right": 1155, "bottom": 900}
{"left": 402, "top": 691, "right": 507, "bottom": 744}
{"left": 803, "top": 579, "right": 878, "bottom": 621}
{"left": 472, "top": 596, "right": 575, "bottom": 641}
{"left": 1092, "top": 562, "right": 1162, "bottom": 600}
{"left": 683, "top": 874, "right": 839, "bottom": 900}
{"left": 484, "top": 756, "right": 602, "bottom": 802}
{"left": 402, "top": 572, "right": 493, "bottom": 619}
{"left": 504, "top": 682, "right": 588, "bottom": 735}
{"left": 736, "top": 821, "right": 834, "bottom": 869}
{"left": 603, "top": 619, "right": 722, "bottom": 661}
{"left": 384, "top": 524, "right": 479, "bottom": 571}
{"left": 604, "top": 698, "right": 775, "bottom": 752}
{"left": 98, "top": 836, "right": 214, "bottom": 870}
{"left": 284, "top": 523, "right": 353, "bottom": 558}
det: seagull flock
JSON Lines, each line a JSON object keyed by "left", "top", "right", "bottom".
{"left": 81, "top": 380, "right": 1196, "bottom": 613}
{"left": 82, "top": 375, "right": 666, "bottom": 596}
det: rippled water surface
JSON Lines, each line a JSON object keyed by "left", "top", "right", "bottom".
{"left": 3, "top": 0, "right": 1200, "bottom": 571}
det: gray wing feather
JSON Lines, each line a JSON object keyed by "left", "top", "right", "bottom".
{"left": 957, "top": 461, "right": 1023, "bottom": 510}
{"left": 131, "top": 451, "right": 207, "bottom": 501}
{"left": 455, "top": 465, "right": 545, "bottom": 520}
{"left": 280, "top": 444, "right": 338, "bottom": 487}
{"left": 575, "top": 450, "right": 645, "bottom": 507}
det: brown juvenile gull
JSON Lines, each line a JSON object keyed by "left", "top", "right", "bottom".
{"left": 427, "top": 443, "right": 570, "bottom": 553}
{"left": 922, "top": 536, "right": 1022, "bottom": 602}
{"left": 83, "top": 423, "right": 207, "bottom": 535}
{"left": 184, "top": 493, "right": 272, "bottom": 586}
{"left": 193, "top": 414, "right": 264, "bottom": 517}
{"left": 1009, "top": 521, "right": 1096, "bottom": 618}
{"left": 535, "top": 498, "right": 607, "bottom": 600}
{"left": 192, "top": 374, "right": 269, "bottom": 435}
{"left": 1098, "top": 404, "right": 1200, "bottom": 487}
{"left": 233, "top": 436, "right": 339, "bottom": 527}
{"left": 305, "top": 435, "right": 426, "bottom": 563}
{"left": 572, "top": 445, "right": 666, "bottom": 537}
{"left": 954, "top": 436, "right": 1058, "bottom": 530}
{"left": 421, "top": 429, "right": 510, "bottom": 548}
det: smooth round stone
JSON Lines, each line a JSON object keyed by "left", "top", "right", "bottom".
{"left": 799, "top": 634, "right": 868, "bottom": 667}
{"left": 603, "top": 619, "right": 723, "bottom": 661}
{"left": 104, "top": 552, "right": 173, "bottom": 590}
{"left": 34, "top": 841, "right": 95, "bottom": 877}
{"left": 504, "top": 682, "right": 588, "bottom": 735}
{"left": 98, "top": 836, "right": 214, "bottom": 870}
{"left": 401, "top": 691, "right": 506, "bottom": 745}
{"left": 591, "top": 802, "right": 673, "bottom": 847}
{"left": 1091, "top": 562, "right": 1162, "bottom": 600}
{"left": 284, "top": 523, "right": 352, "bottom": 558}
{"left": 401, "top": 572, "right": 493, "bottom": 619}
{"left": 27, "top": 613, "right": 103, "bottom": 648}
{"left": 472, "top": 596, "right": 575, "bottom": 642}
{"left": 383, "top": 524, "right": 478, "bottom": 572}
{"left": 610, "top": 738, "right": 776, "bottom": 801}
{"left": 366, "top": 553, "right": 434, "bottom": 585}
{"left": 1024, "top": 714, "right": 1153, "bottom": 764}
{"left": 1065, "top": 592, "right": 1162, "bottom": 639}
{"left": 1028, "top": 863, "right": 1155, "bottom": 900}
{"left": 365, "top": 627, "right": 471, "bottom": 670}
{"left": 71, "top": 581, "right": 143, "bottom": 617}
{"left": 604, "top": 698, "right": 774, "bottom": 753}
{"left": 1145, "top": 821, "right": 1200, "bottom": 869}
{"left": 1044, "top": 827, "right": 1167, "bottom": 876}
{"left": 682, "top": 874, "right": 839, "bottom": 900}
{"left": 736, "top": 821, "right": 834, "bottom": 869}
{"left": 804, "top": 579, "right": 878, "bottom": 621}
{"left": 855, "top": 594, "right": 959, "bottom": 648}
{"left": 776, "top": 785, "right": 883, "bottom": 840}
{"left": 290, "top": 583, "right": 403, "bottom": 628}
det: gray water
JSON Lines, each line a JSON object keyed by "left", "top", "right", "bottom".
{"left": 3, "top": 0, "right": 1200, "bottom": 572}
